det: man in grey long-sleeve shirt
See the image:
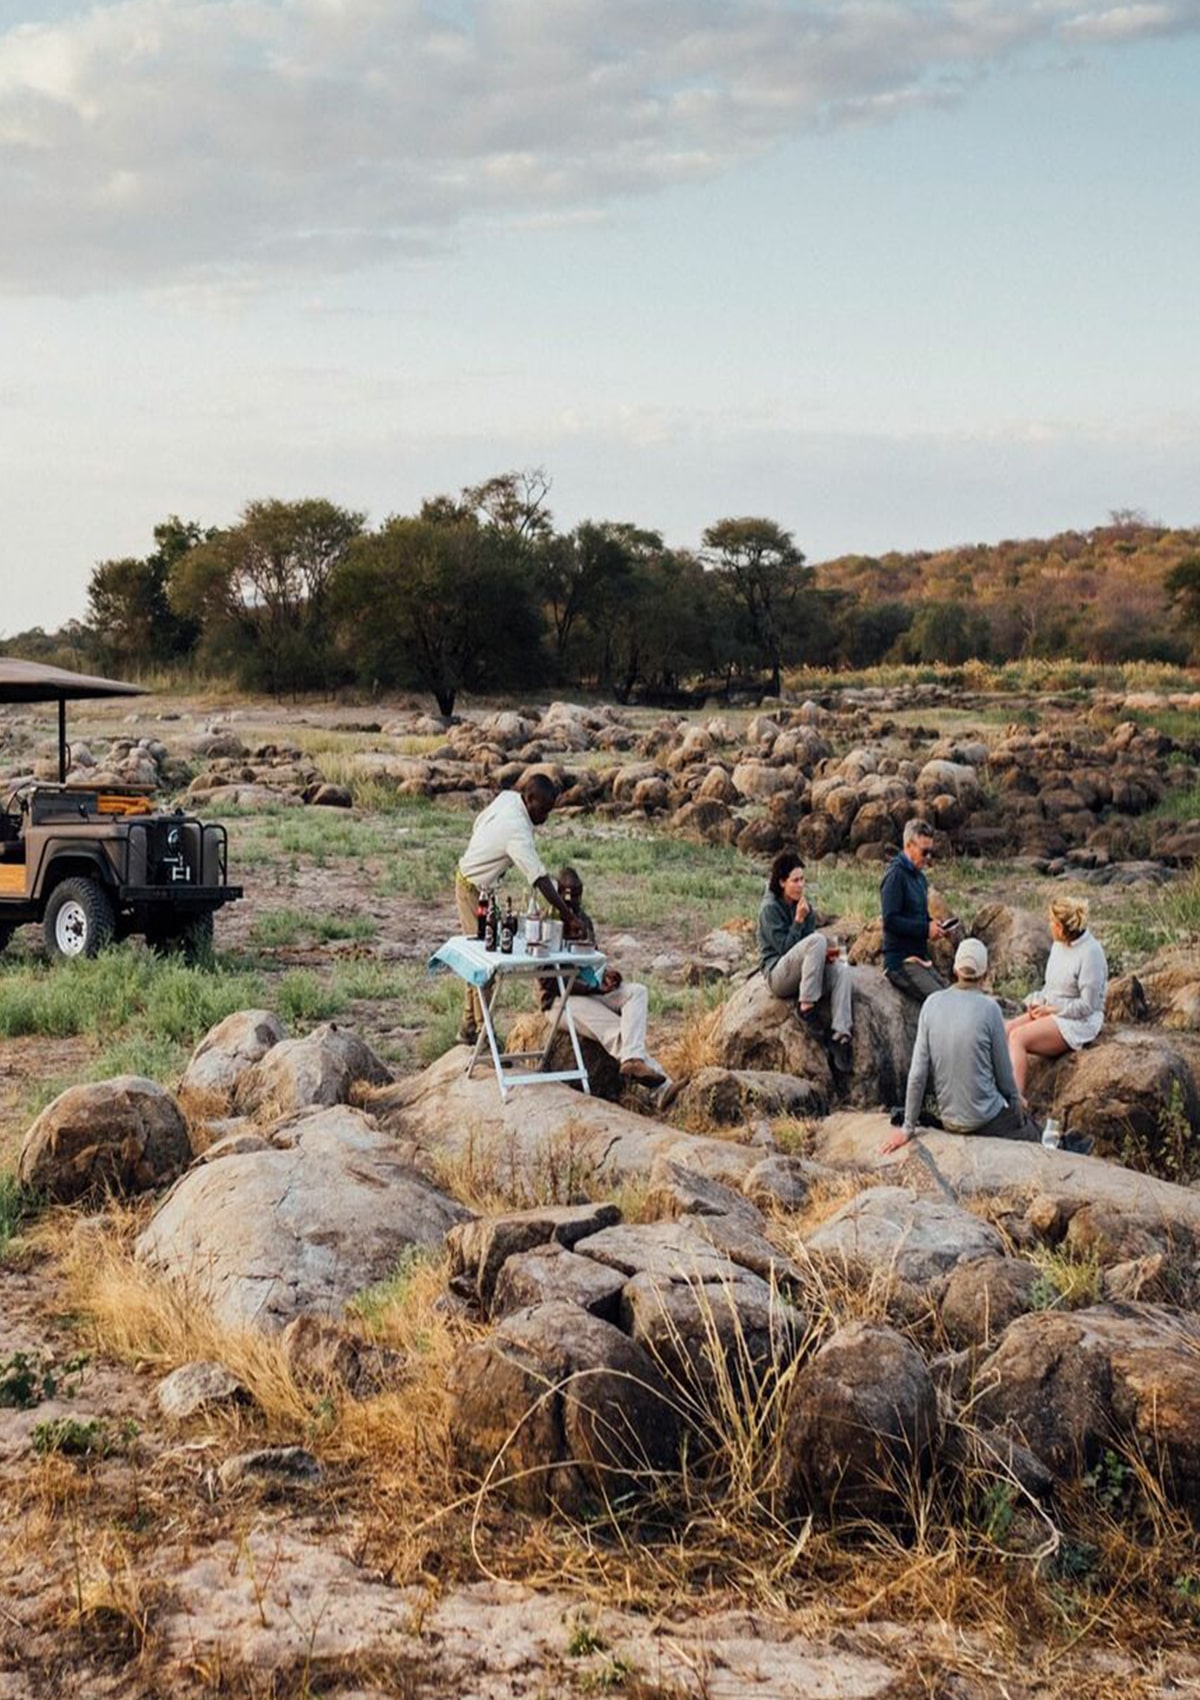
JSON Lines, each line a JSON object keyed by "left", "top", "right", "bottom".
{"left": 880, "top": 937, "right": 1042, "bottom": 1154}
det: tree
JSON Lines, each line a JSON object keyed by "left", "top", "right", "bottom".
{"left": 836, "top": 598, "right": 913, "bottom": 667}
{"left": 898, "top": 599, "right": 991, "bottom": 665}
{"left": 171, "top": 499, "right": 364, "bottom": 693}
{"left": 460, "top": 468, "right": 554, "bottom": 542}
{"left": 87, "top": 514, "right": 207, "bottom": 671}
{"left": 88, "top": 557, "right": 170, "bottom": 671}
{"left": 329, "top": 513, "right": 544, "bottom": 716}
{"left": 1165, "top": 555, "right": 1200, "bottom": 636}
{"left": 555, "top": 521, "right": 646, "bottom": 689}
{"left": 701, "top": 517, "right": 810, "bottom": 695}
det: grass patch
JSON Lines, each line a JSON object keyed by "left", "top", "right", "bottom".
{"left": 349, "top": 1246, "right": 437, "bottom": 1330}
{"left": 251, "top": 908, "right": 379, "bottom": 948}
{"left": 0, "top": 948, "right": 265, "bottom": 1045}
{"left": 275, "top": 969, "right": 349, "bottom": 1025}
{"left": 0, "top": 1171, "right": 38, "bottom": 1260}
{"left": 1029, "top": 1244, "right": 1104, "bottom": 1310}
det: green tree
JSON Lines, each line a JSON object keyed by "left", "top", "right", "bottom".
{"left": 558, "top": 521, "right": 647, "bottom": 690}
{"left": 1165, "top": 555, "right": 1200, "bottom": 642}
{"left": 836, "top": 598, "right": 913, "bottom": 667}
{"left": 898, "top": 599, "right": 991, "bottom": 665}
{"left": 459, "top": 468, "right": 554, "bottom": 542}
{"left": 87, "top": 515, "right": 206, "bottom": 672}
{"left": 701, "top": 517, "right": 810, "bottom": 695}
{"left": 329, "top": 512, "right": 544, "bottom": 716}
{"left": 171, "top": 499, "right": 363, "bottom": 693}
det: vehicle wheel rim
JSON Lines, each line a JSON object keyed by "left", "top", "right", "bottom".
{"left": 55, "top": 901, "right": 89, "bottom": 956}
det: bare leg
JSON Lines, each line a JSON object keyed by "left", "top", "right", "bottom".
{"left": 1008, "top": 1015, "right": 1070, "bottom": 1095}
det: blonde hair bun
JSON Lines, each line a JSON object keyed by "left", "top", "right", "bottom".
{"left": 1049, "top": 896, "right": 1089, "bottom": 941}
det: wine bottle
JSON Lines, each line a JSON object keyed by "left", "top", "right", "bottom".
{"left": 525, "top": 891, "right": 542, "bottom": 948}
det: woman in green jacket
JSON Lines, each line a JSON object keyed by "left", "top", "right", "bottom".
{"left": 757, "top": 849, "right": 853, "bottom": 1072}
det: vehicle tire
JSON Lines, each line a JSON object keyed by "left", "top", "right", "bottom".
{"left": 147, "top": 911, "right": 215, "bottom": 967}
{"left": 44, "top": 877, "right": 116, "bottom": 962}
{"left": 180, "top": 911, "right": 215, "bottom": 967}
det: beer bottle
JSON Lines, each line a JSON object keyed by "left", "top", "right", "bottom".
{"left": 475, "top": 887, "right": 489, "bottom": 941}
{"left": 500, "top": 897, "right": 515, "bottom": 955}
{"left": 485, "top": 892, "right": 500, "bottom": 952}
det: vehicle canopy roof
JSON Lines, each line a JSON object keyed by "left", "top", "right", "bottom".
{"left": 0, "top": 659, "right": 148, "bottom": 782}
{"left": 0, "top": 659, "right": 148, "bottom": 704}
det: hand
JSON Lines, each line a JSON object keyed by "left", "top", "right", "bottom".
{"left": 880, "top": 1128, "right": 912, "bottom": 1155}
{"left": 1027, "top": 1003, "right": 1053, "bottom": 1022}
{"left": 929, "top": 919, "right": 945, "bottom": 940}
{"left": 794, "top": 898, "right": 810, "bottom": 924}
{"left": 600, "top": 968, "right": 621, "bottom": 993}
{"left": 905, "top": 955, "right": 934, "bottom": 968}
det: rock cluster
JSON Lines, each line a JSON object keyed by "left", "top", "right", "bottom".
{"left": 442, "top": 1151, "right": 1200, "bottom": 1529}
{"left": 6, "top": 689, "right": 1199, "bottom": 868}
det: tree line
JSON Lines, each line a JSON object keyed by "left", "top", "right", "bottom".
{"left": 77, "top": 473, "right": 829, "bottom": 714}
{"left": 7, "top": 480, "right": 1200, "bottom": 712}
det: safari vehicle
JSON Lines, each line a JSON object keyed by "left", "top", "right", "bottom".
{"left": 0, "top": 659, "right": 242, "bottom": 962}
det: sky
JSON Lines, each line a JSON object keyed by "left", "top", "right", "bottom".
{"left": 1, "top": 0, "right": 1198, "bottom": 637}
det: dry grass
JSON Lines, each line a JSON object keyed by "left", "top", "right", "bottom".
{"left": 658, "top": 1000, "right": 726, "bottom": 1082}
{"left": 427, "top": 1116, "right": 655, "bottom": 1223}
{"left": 20, "top": 1185, "right": 1200, "bottom": 1697}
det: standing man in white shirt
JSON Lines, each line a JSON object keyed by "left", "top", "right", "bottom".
{"left": 454, "top": 773, "right": 576, "bottom": 1045}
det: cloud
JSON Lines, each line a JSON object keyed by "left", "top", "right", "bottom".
{"left": 1, "top": 0, "right": 1198, "bottom": 293}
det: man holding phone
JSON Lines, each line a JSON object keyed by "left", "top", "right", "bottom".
{"left": 880, "top": 818, "right": 954, "bottom": 1005}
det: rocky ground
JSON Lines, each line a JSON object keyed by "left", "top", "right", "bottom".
{"left": 4, "top": 682, "right": 1200, "bottom": 1698}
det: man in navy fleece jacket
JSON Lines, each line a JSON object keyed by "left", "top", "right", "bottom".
{"left": 880, "top": 817, "right": 950, "bottom": 1005}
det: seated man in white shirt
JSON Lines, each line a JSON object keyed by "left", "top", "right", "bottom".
{"left": 454, "top": 773, "right": 576, "bottom": 1045}
{"left": 537, "top": 866, "right": 669, "bottom": 1091}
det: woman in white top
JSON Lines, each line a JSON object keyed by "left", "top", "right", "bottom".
{"left": 1005, "top": 895, "right": 1108, "bottom": 1097}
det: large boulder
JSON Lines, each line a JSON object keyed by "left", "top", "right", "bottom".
{"left": 671, "top": 1067, "right": 827, "bottom": 1127}
{"left": 730, "top": 760, "right": 797, "bottom": 800}
{"left": 491, "top": 1245, "right": 627, "bottom": 1324}
{"left": 804, "top": 1187, "right": 1006, "bottom": 1285}
{"left": 19, "top": 1076, "right": 191, "bottom": 1204}
{"left": 971, "top": 1304, "right": 1200, "bottom": 1517}
{"left": 815, "top": 1110, "right": 1200, "bottom": 1235}
{"left": 667, "top": 799, "right": 739, "bottom": 847}
{"left": 235, "top": 1023, "right": 392, "bottom": 1117}
{"left": 1107, "top": 946, "right": 1200, "bottom": 1030}
{"left": 916, "top": 760, "right": 983, "bottom": 808}
{"left": 708, "top": 969, "right": 918, "bottom": 1111}
{"left": 621, "top": 1267, "right": 804, "bottom": 1407}
{"left": 370, "top": 1050, "right": 768, "bottom": 1194}
{"left": 179, "top": 1009, "right": 287, "bottom": 1107}
{"left": 938, "top": 1255, "right": 1043, "bottom": 1349}
{"left": 447, "top": 1302, "right": 681, "bottom": 1515}
{"left": 1043, "top": 1029, "right": 1200, "bottom": 1162}
{"left": 968, "top": 903, "right": 1051, "bottom": 991}
{"left": 136, "top": 1106, "right": 469, "bottom": 1332}
{"left": 779, "top": 1323, "right": 937, "bottom": 1522}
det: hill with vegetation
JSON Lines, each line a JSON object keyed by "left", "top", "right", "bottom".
{"left": 815, "top": 516, "right": 1200, "bottom": 668}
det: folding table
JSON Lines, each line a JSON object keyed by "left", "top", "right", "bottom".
{"left": 428, "top": 935, "right": 607, "bottom": 1101}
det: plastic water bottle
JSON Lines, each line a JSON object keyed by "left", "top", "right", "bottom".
{"left": 1042, "top": 1116, "right": 1062, "bottom": 1149}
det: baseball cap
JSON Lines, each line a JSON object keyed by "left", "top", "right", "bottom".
{"left": 954, "top": 938, "right": 989, "bottom": 981}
